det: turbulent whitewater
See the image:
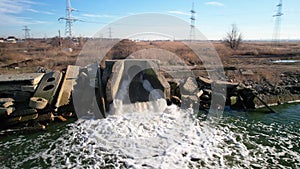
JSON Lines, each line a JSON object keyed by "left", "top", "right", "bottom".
{"left": 1, "top": 101, "right": 299, "bottom": 168}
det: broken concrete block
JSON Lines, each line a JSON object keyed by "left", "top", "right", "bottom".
{"left": 197, "top": 76, "right": 213, "bottom": 85}
{"left": 181, "top": 77, "right": 198, "bottom": 95}
{"left": 105, "top": 61, "right": 124, "bottom": 104}
{"left": 0, "top": 98, "right": 14, "bottom": 108}
{"left": 0, "top": 107, "right": 15, "bottom": 116}
{"left": 55, "top": 65, "right": 80, "bottom": 108}
{"left": 0, "top": 73, "right": 44, "bottom": 85}
{"left": 20, "top": 113, "right": 38, "bottom": 122}
{"left": 0, "top": 98, "right": 14, "bottom": 103}
{"left": 197, "top": 90, "right": 204, "bottom": 98}
{"left": 1, "top": 101, "right": 13, "bottom": 108}
{"left": 29, "top": 97, "right": 48, "bottom": 109}
{"left": 105, "top": 59, "right": 171, "bottom": 104}
{"left": 156, "top": 71, "right": 171, "bottom": 100}
{"left": 87, "top": 63, "right": 99, "bottom": 88}
{"left": 33, "top": 71, "right": 62, "bottom": 106}
{"left": 21, "top": 85, "right": 38, "bottom": 92}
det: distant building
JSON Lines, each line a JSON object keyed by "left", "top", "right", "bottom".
{"left": 6, "top": 36, "right": 18, "bottom": 43}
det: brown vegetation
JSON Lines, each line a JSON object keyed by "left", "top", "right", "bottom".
{"left": 223, "top": 24, "right": 242, "bottom": 50}
{"left": 1, "top": 39, "right": 300, "bottom": 87}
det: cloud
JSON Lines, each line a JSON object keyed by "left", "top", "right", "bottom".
{"left": 0, "top": 0, "right": 51, "bottom": 26}
{"left": 26, "top": 8, "right": 54, "bottom": 15}
{"left": 205, "top": 1, "right": 225, "bottom": 7}
{"left": 81, "top": 13, "right": 115, "bottom": 18}
{"left": 168, "top": 11, "right": 190, "bottom": 16}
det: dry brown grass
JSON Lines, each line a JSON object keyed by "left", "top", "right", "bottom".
{"left": 1, "top": 39, "right": 299, "bottom": 86}
{"left": 0, "top": 39, "right": 80, "bottom": 74}
{"left": 214, "top": 41, "right": 300, "bottom": 58}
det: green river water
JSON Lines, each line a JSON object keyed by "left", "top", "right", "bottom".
{"left": 0, "top": 103, "right": 299, "bottom": 168}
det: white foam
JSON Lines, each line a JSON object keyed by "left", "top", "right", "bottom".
{"left": 1, "top": 105, "right": 300, "bottom": 168}
{"left": 53, "top": 105, "right": 250, "bottom": 168}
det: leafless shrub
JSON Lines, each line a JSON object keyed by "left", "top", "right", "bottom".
{"left": 224, "top": 24, "right": 242, "bottom": 50}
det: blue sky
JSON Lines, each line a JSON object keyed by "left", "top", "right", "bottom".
{"left": 0, "top": 0, "right": 299, "bottom": 40}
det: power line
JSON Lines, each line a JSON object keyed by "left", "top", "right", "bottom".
{"left": 272, "top": 0, "right": 283, "bottom": 45}
{"left": 108, "top": 27, "right": 112, "bottom": 39}
{"left": 189, "top": 2, "right": 196, "bottom": 41}
{"left": 22, "top": 26, "right": 31, "bottom": 39}
{"left": 58, "top": 0, "right": 79, "bottom": 37}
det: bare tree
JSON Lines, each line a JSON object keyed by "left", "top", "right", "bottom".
{"left": 224, "top": 24, "right": 242, "bottom": 50}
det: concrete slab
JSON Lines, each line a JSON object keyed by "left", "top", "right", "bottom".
{"left": 0, "top": 73, "right": 44, "bottom": 85}
{"left": 87, "top": 63, "right": 99, "bottom": 88}
{"left": 181, "top": 77, "right": 198, "bottom": 95}
{"left": 33, "top": 71, "right": 62, "bottom": 106}
{"left": 55, "top": 65, "right": 80, "bottom": 108}
{"left": 105, "top": 59, "right": 170, "bottom": 105}
{"left": 108, "top": 61, "right": 124, "bottom": 103}
{"left": 21, "top": 85, "right": 38, "bottom": 92}
{"left": 19, "top": 113, "right": 38, "bottom": 122}
{"left": 0, "top": 84, "right": 37, "bottom": 92}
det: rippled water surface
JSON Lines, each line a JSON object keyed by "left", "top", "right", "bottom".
{"left": 0, "top": 103, "right": 299, "bottom": 168}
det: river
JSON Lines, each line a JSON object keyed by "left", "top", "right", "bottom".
{"left": 0, "top": 103, "right": 299, "bottom": 168}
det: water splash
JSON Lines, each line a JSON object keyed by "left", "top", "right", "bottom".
{"left": 0, "top": 105, "right": 299, "bottom": 168}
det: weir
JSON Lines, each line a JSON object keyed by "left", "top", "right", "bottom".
{"left": 102, "top": 59, "right": 170, "bottom": 113}
{"left": 103, "top": 59, "right": 170, "bottom": 113}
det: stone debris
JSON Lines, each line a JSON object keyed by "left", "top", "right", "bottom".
{"left": 55, "top": 65, "right": 80, "bottom": 108}
{"left": 0, "top": 98, "right": 14, "bottom": 108}
{"left": 33, "top": 71, "right": 62, "bottom": 106}
{"left": 29, "top": 97, "right": 48, "bottom": 109}
{"left": 240, "top": 69, "right": 254, "bottom": 76}
{"left": 0, "top": 107, "right": 15, "bottom": 116}
{"left": 0, "top": 60, "right": 299, "bottom": 133}
{"left": 181, "top": 77, "right": 198, "bottom": 94}
{"left": 0, "top": 73, "right": 44, "bottom": 85}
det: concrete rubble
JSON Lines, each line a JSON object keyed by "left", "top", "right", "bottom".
{"left": 0, "top": 59, "right": 298, "bottom": 133}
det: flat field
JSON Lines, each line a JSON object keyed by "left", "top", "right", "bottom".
{"left": 0, "top": 39, "right": 299, "bottom": 86}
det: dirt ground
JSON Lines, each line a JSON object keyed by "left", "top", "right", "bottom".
{"left": 1, "top": 38, "right": 299, "bottom": 106}
{"left": 0, "top": 39, "right": 299, "bottom": 85}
